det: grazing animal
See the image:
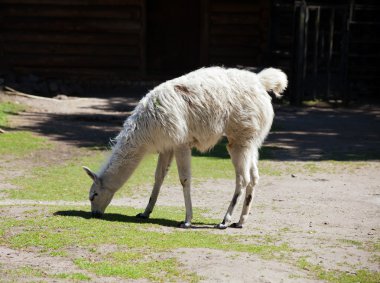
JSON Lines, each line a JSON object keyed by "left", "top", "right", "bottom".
{"left": 83, "top": 66, "right": 287, "bottom": 229}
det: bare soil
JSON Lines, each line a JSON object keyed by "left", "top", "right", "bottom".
{"left": 0, "top": 92, "right": 379, "bottom": 282}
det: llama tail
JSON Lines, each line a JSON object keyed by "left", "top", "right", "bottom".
{"left": 257, "top": 68, "right": 288, "bottom": 98}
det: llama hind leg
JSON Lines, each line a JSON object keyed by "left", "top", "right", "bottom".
{"left": 216, "top": 144, "right": 251, "bottom": 229}
{"left": 231, "top": 158, "right": 259, "bottom": 228}
{"left": 136, "top": 150, "right": 174, "bottom": 219}
{"left": 175, "top": 145, "right": 192, "bottom": 228}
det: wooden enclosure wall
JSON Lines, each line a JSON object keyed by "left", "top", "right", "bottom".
{"left": 146, "top": 0, "right": 201, "bottom": 77}
{"left": 202, "top": 0, "right": 271, "bottom": 67}
{"left": 0, "top": 0, "right": 146, "bottom": 80}
{"left": 270, "top": 0, "right": 380, "bottom": 103}
{"left": 348, "top": 0, "right": 380, "bottom": 99}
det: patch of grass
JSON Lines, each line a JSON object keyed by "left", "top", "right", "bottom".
{"left": 0, "top": 131, "right": 51, "bottom": 156}
{"left": 1, "top": 205, "right": 291, "bottom": 281}
{"left": 0, "top": 101, "right": 25, "bottom": 127}
{"left": 1, "top": 265, "right": 91, "bottom": 281}
{"left": 0, "top": 102, "right": 50, "bottom": 157}
{"left": 286, "top": 160, "right": 373, "bottom": 176}
{"left": 54, "top": 272, "right": 91, "bottom": 281}
{"left": 8, "top": 147, "right": 283, "bottom": 201}
{"left": 370, "top": 240, "right": 380, "bottom": 252}
{"left": 297, "top": 257, "right": 380, "bottom": 283}
{"left": 75, "top": 256, "right": 199, "bottom": 282}
{"left": 9, "top": 153, "right": 105, "bottom": 201}
{"left": 337, "top": 239, "right": 363, "bottom": 248}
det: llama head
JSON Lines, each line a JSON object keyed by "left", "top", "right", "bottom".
{"left": 83, "top": 166, "right": 114, "bottom": 218}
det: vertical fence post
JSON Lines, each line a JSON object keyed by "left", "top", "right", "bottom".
{"left": 342, "top": 0, "right": 354, "bottom": 105}
{"left": 140, "top": 0, "right": 147, "bottom": 78}
{"left": 327, "top": 8, "right": 335, "bottom": 101}
{"left": 293, "top": 1, "right": 308, "bottom": 105}
{"left": 313, "top": 7, "right": 321, "bottom": 100}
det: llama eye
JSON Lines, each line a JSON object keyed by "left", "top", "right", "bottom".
{"left": 90, "top": 193, "right": 98, "bottom": 201}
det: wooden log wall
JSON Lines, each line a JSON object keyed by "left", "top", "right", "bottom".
{"left": 348, "top": 0, "right": 380, "bottom": 99}
{"left": 202, "top": 0, "right": 271, "bottom": 67}
{"left": 268, "top": 0, "right": 293, "bottom": 73}
{"left": 0, "top": 0, "right": 146, "bottom": 80}
{"left": 270, "top": 0, "right": 380, "bottom": 103}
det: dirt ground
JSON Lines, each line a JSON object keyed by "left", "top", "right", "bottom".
{"left": 0, "top": 91, "right": 379, "bottom": 282}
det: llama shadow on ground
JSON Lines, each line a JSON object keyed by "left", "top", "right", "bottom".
{"left": 54, "top": 210, "right": 215, "bottom": 229}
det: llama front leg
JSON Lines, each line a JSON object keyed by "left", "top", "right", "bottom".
{"left": 175, "top": 145, "right": 192, "bottom": 228}
{"left": 137, "top": 150, "right": 174, "bottom": 219}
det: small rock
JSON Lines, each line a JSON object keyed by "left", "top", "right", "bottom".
{"left": 54, "top": 94, "right": 69, "bottom": 100}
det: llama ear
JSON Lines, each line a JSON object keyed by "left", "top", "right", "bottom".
{"left": 82, "top": 166, "right": 99, "bottom": 184}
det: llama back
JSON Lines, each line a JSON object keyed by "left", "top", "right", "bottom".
{"left": 121, "top": 67, "right": 285, "bottom": 153}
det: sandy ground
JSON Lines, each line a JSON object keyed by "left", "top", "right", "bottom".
{"left": 0, "top": 92, "right": 379, "bottom": 282}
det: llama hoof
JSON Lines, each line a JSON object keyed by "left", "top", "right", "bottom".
{"left": 179, "top": 221, "right": 191, "bottom": 229}
{"left": 215, "top": 223, "right": 228, "bottom": 230}
{"left": 136, "top": 213, "right": 149, "bottom": 219}
{"left": 230, "top": 223, "right": 243, "bottom": 229}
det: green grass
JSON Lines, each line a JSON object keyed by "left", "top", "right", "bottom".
{"left": 9, "top": 144, "right": 369, "bottom": 202}
{"left": 0, "top": 265, "right": 91, "bottom": 281}
{"left": 0, "top": 101, "right": 25, "bottom": 127}
{"left": 74, "top": 256, "right": 199, "bottom": 282}
{"left": 9, "top": 153, "right": 105, "bottom": 201}
{"left": 53, "top": 272, "right": 91, "bottom": 281}
{"left": 337, "top": 239, "right": 363, "bottom": 248}
{"left": 0, "top": 205, "right": 291, "bottom": 282}
{"left": 1, "top": 266, "right": 45, "bottom": 279}
{"left": 0, "top": 102, "right": 50, "bottom": 157}
{"left": 0, "top": 131, "right": 51, "bottom": 156}
{"left": 297, "top": 257, "right": 380, "bottom": 283}
{"left": 4, "top": 206, "right": 289, "bottom": 256}
{"left": 7, "top": 149, "right": 282, "bottom": 201}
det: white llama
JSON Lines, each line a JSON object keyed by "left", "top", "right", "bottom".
{"left": 83, "top": 67, "right": 287, "bottom": 229}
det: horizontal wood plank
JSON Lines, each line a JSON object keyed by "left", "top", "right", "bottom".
{"left": 3, "top": 5, "right": 141, "bottom": 19}
{"left": 3, "top": 19, "right": 142, "bottom": 33}
{"left": 0, "top": 0, "right": 142, "bottom": 6}
{"left": 12, "top": 66, "right": 141, "bottom": 79}
{"left": 2, "top": 32, "right": 141, "bottom": 45}
{"left": 6, "top": 54, "right": 140, "bottom": 68}
{"left": 210, "top": 2, "right": 262, "bottom": 13}
{"left": 210, "top": 14, "right": 260, "bottom": 25}
{"left": 3, "top": 43, "right": 140, "bottom": 56}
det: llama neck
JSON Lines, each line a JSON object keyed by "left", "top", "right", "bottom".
{"left": 99, "top": 145, "right": 146, "bottom": 192}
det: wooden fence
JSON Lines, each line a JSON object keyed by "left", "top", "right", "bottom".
{"left": 0, "top": 0, "right": 146, "bottom": 80}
